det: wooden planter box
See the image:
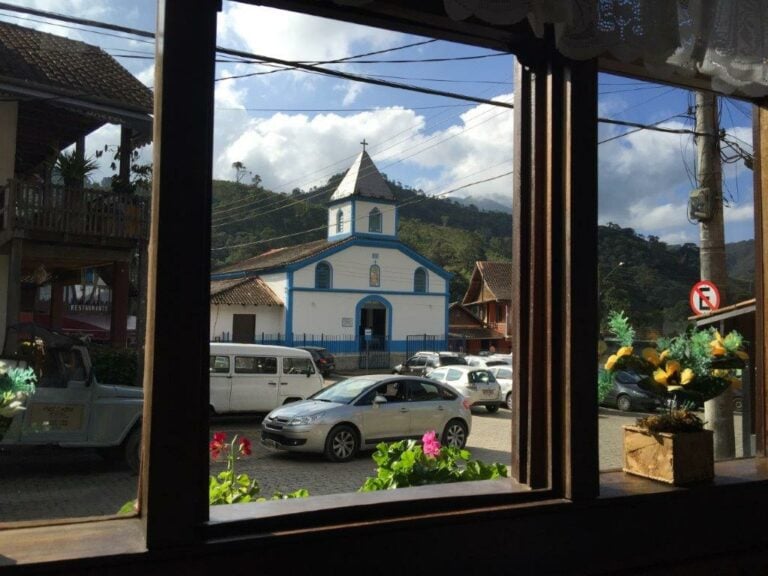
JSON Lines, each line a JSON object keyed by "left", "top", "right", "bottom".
{"left": 623, "top": 425, "right": 714, "bottom": 486}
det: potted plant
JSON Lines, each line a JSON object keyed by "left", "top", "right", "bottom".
{"left": 0, "top": 361, "right": 37, "bottom": 441}
{"left": 602, "top": 311, "right": 747, "bottom": 485}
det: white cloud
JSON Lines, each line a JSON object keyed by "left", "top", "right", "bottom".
{"left": 135, "top": 64, "right": 154, "bottom": 88}
{"left": 217, "top": 3, "right": 399, "bottom": 63}
{"left": 214, "top": 108, "right": 427, "bottom": 191}
{"left": 212, "top": 92, "right": 515, "bottom": 203}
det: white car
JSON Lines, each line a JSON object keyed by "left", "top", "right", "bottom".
{"left": 426, "top": 365, "right": 502, "bottom": 413}
{"left": 487, "top": 365, "right": 513, "bottom": 410}
{"left": 464, "top": 354, "right": 513, "bottom": 368}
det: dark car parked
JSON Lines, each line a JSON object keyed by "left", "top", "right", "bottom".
{"left": 601, "top": 370, "right": 663, "bottom": 412}
{"left": 296, "top": 346, "right": 336, "bottom": 377}
{"left": 393, "top": 351, "right": 467, "bottom": 376}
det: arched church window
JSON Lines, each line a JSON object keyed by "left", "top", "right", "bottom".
{"left": 315, "top": 261, "right": 332, "bottom": 289}
{"left": 368, "top": 207, "right": 382, "bottom": 233}
{"left": 414, "top": 267, "right": 427, "bottom": 293}
{"left": 336, "top": 209, "right": 344, "bottom": 233}
{"left": 369, "top": 264, "right": 380, "bottom": 287}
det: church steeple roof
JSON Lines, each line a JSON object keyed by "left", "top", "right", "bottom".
{"left": 329, "top": 148, "right": 395, "bottom": 202}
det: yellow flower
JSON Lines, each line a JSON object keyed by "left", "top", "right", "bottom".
{"left": 642, "top": 348, "right": 661, "bottom": 367}
{"left": 736, "top": 350, "right": 749, "bottom": 361}
{"left": 605, "top": 346, "right": 633, "bottom": 371}
{"left": 653, "top": 360, "right": 681, "bottom": 387}
{"left": 659, "top": 349, "right": 670, "bottom": 361}
{"left": 709, "top": 331, "right": 727, "bottom": 356}
{"left": 680, "top": 368, "right": 695, "bottom": 386}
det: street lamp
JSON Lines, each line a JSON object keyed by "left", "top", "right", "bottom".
{"left": 599, "top": 261, "right": 624, "bottom": 298}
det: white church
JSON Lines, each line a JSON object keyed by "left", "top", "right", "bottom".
{"left": 210, "top": 146, "right": 451, "bottom": 358}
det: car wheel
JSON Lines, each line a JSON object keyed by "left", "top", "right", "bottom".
{"left": 617, "top": 394, "right": 632, "bottom": 412}
{"left": 506, "top": 392, "right": 513, "bottom": 411}
{"left": 486, "top": 403, "right": 500, "bottom": 414}
{"left": 442, "top": 419, "right": 468, "bottom": 449}
{"left": 733, "top": 396, "right": 743, "bottom": 411}
{"left": 324, "top": 424, "right": 359, "bottom": 462}
{"left": 124, "top": 426, "right": 142, "bottom": 475}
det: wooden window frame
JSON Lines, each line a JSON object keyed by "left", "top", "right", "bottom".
{"left": 1, "top": 0, "right": 767, "bottom": 566}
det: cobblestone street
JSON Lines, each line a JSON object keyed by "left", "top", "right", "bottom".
{"left": 0, "top": 406, "right": 747, "bottom": 523}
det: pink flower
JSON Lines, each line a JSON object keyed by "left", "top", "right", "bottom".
{"left": 422, "top": 430, "right": 441, "bottom": 457}
{"left": 238, "top": 437, "right": 252, "bottom": 456}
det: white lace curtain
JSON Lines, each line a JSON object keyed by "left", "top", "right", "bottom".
{"left": 334, "top": 0, "right": 768, "bottom": 97}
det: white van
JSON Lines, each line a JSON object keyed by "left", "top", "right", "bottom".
{"left": 209, "top": 343, "right": 324, "bottom": 414}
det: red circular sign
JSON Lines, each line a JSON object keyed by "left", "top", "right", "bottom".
{"left": 689, "top": 280, "right": 721, "bottom": 315}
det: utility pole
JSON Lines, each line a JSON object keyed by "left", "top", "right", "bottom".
{"left": 694, "top": 90, "right": 734, "bottom": 459}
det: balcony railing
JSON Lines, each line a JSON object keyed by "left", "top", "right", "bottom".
{"left": 0, "top": 180, "right": 149, "bottom": 241}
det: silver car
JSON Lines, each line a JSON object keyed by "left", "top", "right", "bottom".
{"left": 426, "top": 365, "right": 503, "bottom": 413}
{"left": 261, "top": 375, "right": 472, "bottom": 462}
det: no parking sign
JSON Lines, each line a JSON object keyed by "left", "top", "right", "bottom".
{"left": 689, "top": 280, "right": 720, "bottom": 316}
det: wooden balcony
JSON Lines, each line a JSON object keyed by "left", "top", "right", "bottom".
{"left": 0, "top": 180, "right": 149, "bottom": 243}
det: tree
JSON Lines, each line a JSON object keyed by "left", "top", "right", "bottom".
{"left": 232, "top": 161, "right": 249, "bottom": 183}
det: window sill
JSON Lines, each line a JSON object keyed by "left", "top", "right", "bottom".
{"left": 2, "top": 459, "right": 767, "bottom": 568}
{"left": 598, "top": 456, "right": 768, "bottom": 498}
{"left": 0, "top": 517, "right": 146, "bottom": 567}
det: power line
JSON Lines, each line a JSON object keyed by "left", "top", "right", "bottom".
{"left": 211, "top": 168, "right": 513, "bottom": 252}
{"left": 0, "top": 3, "right": 515, "bottom": 111}
{"left": 216, "top": 47, "right": 514, "bottom": 110}
{"left": 597, "top": 115, "right": 704, "bottom": 144}
{"left": 215, "top": 103, "right": 475, "bottom": 113}
{"left": 211, "top": 101, "right": 512, "bottom": 221}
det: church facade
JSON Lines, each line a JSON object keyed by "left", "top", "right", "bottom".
{"left": 210, "top": 148, "right": 451, "bottom": 354}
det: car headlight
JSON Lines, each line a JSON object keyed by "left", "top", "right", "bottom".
{"left": 289, "top": 414, "right": 322, "bottom": 426}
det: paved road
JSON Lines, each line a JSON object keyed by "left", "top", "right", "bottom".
{"left": 0, "top": 404, "right": 747, "bottom": 523}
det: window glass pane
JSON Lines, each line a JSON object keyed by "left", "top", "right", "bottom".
{"left": 414, "top": 268, "right": 427, "bottom": 293}
{"left": 596, "top": 75, "right": 757, "bottom": 474}
{"left": 210, "top": 355, "right": 230, "bottom": 373}
{"left": 0, "top": 7, "right": 153, "bottom": 523}
{"left": 369, "top": 208, "right": 382, "bottom": 232}
{"left": 234, "top": 356, "right": 277, "bottom": 374}
{"left": 207, "top": 2, "right": 514, "bottom": 515}
{"left": 283, "top": 357, "right": 314, "bottom": 375}
{"left": 316, "top": 262, "right": 331, "bottom": 289}
{"left": 369, "top": 264, "right": 380, "bottom": 287}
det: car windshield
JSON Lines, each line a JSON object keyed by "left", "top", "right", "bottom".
{"left": 440, "top": 356, "right": 466, "bottom": 366}
{"left": 309, "top": 377, "right": 377, "bottom": 404}
{"left": 468, "top": 370, "right": 495, "bottom": 383}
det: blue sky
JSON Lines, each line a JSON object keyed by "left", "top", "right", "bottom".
{"left": 0, "top": 1, "right": 755, "bottom": 245}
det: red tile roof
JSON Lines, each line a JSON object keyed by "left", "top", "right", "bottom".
{"left": 0, "top": 21, "right": 153, "bottom": 113}
{"left": 212, "top": 237, "right": 353, "bottom": 275}
{"left": 210, "top": 277, "right": 283, "bottom": 306}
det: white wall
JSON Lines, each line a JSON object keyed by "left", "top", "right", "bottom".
{"left": 291, "top": 291, "right": 445, "bottom": 339}
{"left": 327, "top": 200, "right": 352, "bottom": 237}
{"left": 260, "top": 273, "right": 287, "bottom": 305}
{"left": 293, "top": 245, "right": 446, "bottom": 294}
{"left": 355, "top": 200, "right": 396, "bottom": 236}
{"left": 209, "top": 305, "right": 284, "bottom": 341}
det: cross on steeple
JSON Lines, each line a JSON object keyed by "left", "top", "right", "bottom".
{"left": 360, "top": 139, "right": 368, "bottom": 152}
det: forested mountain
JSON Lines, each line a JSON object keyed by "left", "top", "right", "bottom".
{"left": 210, "top": 174, "right": 755, "bottom": 329}
{"left": 210, "top": 175, "right": 513, "bottom": 301}
{"left": 598, "top": 223, "right": 755, "bottom": 337}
